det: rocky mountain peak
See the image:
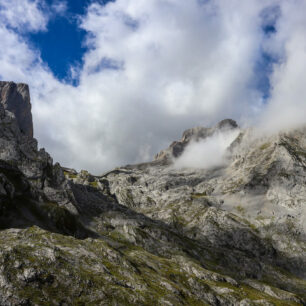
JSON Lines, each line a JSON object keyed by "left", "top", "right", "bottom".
{"left": 216, "top": 118, "right": 238, "bottom": 130}
{"left": 0, "top": 81, "right": 33, "bottom": 138}
{"left": 155, "top": 118, "right": 239, "bottom": 161}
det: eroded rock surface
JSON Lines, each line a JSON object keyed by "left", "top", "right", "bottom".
{"left": 0, "top": 82, "right": 305, "bottom": 305}
{"left": 0, "top": 82, "right": 33, "bottom": 138}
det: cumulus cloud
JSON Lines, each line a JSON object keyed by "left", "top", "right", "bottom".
{"left": 0, "top": 0, "right": 305, "bottom": 174}
{"left": 0, "top": 0, "right": 48, "bottom": 31}
{"left": 258, "top": 0, "right": 306, "bottom": 133}
{"left": 173, "top": 129, "right": 240, "bottom": 170}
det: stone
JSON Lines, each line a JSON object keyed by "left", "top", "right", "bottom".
{"left": 216, "top": 118, "right": 238, "bottom": 130}
{"left": 0, "top": 81, "right": 33, "bottom": 138}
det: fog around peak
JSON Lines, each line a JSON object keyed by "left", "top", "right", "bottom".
{"left": 173, "top": 129, "right": 240, "bottom": 170}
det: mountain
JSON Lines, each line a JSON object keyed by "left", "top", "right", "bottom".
{"left": 0, "top": 81, "right": 305, "bottom": 305}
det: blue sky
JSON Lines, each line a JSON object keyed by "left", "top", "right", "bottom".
{"left": 29, "top": 0, "right": 113, "bottom": 82}
{"left": 28, "top": 0, "right": 275, "bottom": 96}
{"left": 0, "top": 0, "right": 306, "bottom": 173}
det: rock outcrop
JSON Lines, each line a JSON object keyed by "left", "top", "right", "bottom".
{"left": 0, "top": 82, "right": 33, "bottom": 138}
{"left": 0, "top": 82, "right": 305, "bottom": 305}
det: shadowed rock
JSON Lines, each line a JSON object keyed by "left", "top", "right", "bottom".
{"left": 0, "top": 81, "right": 33, "bottom": 138}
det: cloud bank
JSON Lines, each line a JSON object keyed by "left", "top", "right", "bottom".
{"left": 173, "top": 129, "right": 240, "bottom": 170}
{"left": 0, "top": 0, "right": 306, "bottom": 173}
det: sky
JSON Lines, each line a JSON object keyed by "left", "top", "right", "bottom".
{"left": 0, "top": 0, "right": 306, "bottom": 174}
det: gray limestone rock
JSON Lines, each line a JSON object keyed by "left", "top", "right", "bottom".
{"left": 0, "top": 81, "right": 33, "bottom": 138}
{"left": 0, "top": 82, "right": 305, "bottom": 305}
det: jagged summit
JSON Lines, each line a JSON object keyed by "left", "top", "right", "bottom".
{"left": 0, "top": 82, "right": 305, "bottom": 305}
{"left": 216, "top": 118, "right": 238, "bottom": 130}
{"left": 154, "top": 118, "right": 239, "bottom": 161}
{"left": 0, "top": 81, "right": 33, "bottom": 138}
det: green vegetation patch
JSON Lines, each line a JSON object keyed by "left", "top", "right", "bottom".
{"left": 259, "top": 142, "right": 271, "bottom": 150}
{"left": 89, "top": 181, "right": 98, "bottom": 188}
{"left": 235, "top": 205, "right": 246, "bottom": 215}
{"left": 191, "top": 192, "right": 207, "bottom": 199}
{"left": 63, "top": 171, "right": 77, "bottom": 179}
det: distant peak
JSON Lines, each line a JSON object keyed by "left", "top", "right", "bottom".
{"left": 216, "top": 119, "right": 238, "bottom": 130}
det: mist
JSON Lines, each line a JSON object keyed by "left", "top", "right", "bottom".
{"left": 173, "top": 129, "right": 240, "bottom": 170}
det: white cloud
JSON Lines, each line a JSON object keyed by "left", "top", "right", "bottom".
{"left": 259, "top": 0, "right": 306, "bottom": 133}
{"left": 0, "top": 0, "right": 305, "bottom": 174}
{"left": 173, "top": 129, "right": 240, "bottom": 170}
{"left": 51, "top": 1, "right": 67, "bottom": 15}
{"left": 0, "top": 1, "right": 52, "bottom": 83}
{"left": 0, "top": 0, "right": 48, "bottom": 32}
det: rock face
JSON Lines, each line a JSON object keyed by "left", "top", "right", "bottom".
{"left": 0, "top": 82, "right": 33, "bottom": 138}
{"left": 0, "top": 82, "right": 305, "bottom": 305}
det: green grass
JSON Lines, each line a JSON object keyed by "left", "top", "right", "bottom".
{"left": 89, "top": 181, "right": 98, "bottom": 188}
{"left": 191, "top": 192, "right": 207, "bottom": 199}
{"left": 63, "top": 171, "right": 77, "bottom": 179}
{"left": 259, "top": 142, "right": 270, "bottom": 150}
{"left": 235, "top": 205, "right": 246, "bottom": 215}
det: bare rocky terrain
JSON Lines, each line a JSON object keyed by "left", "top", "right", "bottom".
{"left": 0, "top": 81, "right": 305, "bottom": 305}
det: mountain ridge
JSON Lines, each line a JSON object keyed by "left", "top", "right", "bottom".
{"left": 0, "top": 81, "right": 305, "bottom": 305}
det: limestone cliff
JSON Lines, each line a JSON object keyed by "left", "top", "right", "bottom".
{"left": 0, "top": 82, "right": 305, "bottom": 305}
{"left": 0, "top": 82, "right": 33, "bottom": 138}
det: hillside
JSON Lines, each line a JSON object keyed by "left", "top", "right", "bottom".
{"left": 0, "top": 81, "right": 305, "bottom": 305}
